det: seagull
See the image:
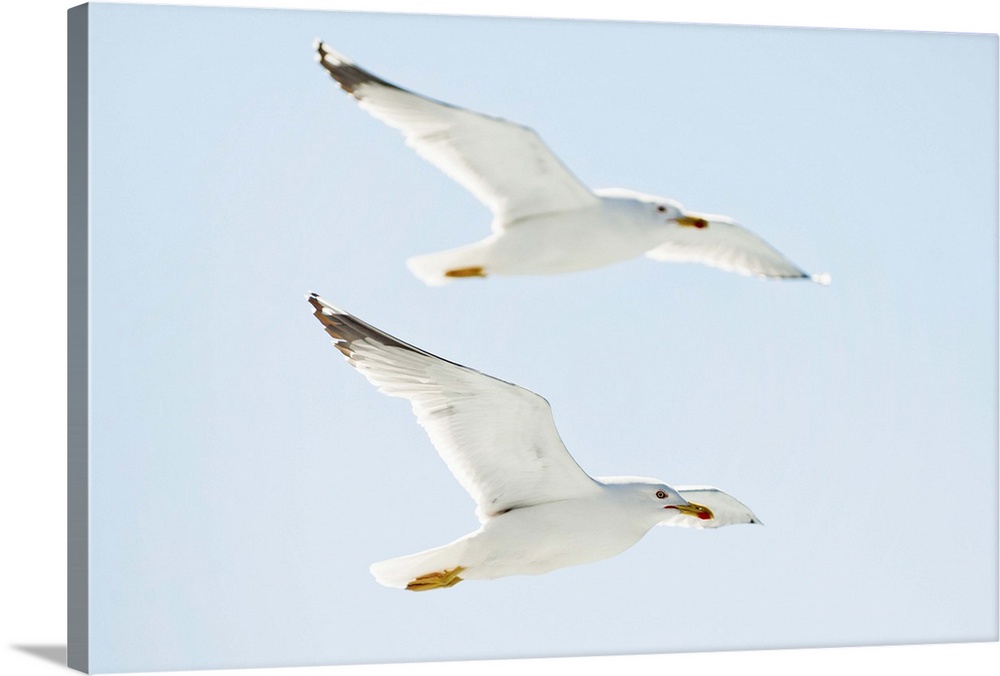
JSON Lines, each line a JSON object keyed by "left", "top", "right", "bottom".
{"left": 308, "top": 293, "right": 760, "bottom": 590}
{"left": 315, "top": 42, "right": 830, "bottom": 287}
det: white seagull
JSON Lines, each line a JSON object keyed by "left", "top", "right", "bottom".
{"left": 308, "top": 293, "right": 760, "bottom": 591}
{"left": 315, "top": 42, "right": 830, "bottom": 287}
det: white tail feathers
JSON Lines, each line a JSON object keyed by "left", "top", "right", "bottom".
{"left": 369, "top": 558, "right": 414, "bottom": 589}
{"left": 405, "top": 240, "right": 493, "bottom": 286}
{"left": 405, "top": 252, "right": 459, "bottom": 287}
{"left": 369, "top": 539, "right": 468, "bottom": 589}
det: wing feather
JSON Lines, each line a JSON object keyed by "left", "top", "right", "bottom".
{"left": 647, "top": 213, "right": 813, "bottom": 280}
{"left": 316, "top": 43, "right": 599, "bottom": 226}
{"left": 308, "top": 294, "right": 599, "bottom": 520}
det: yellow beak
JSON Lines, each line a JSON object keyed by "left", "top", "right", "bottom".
{"left": 676, "top": 216, "right": 709, "bottom": 229}
{"left": 673, "top": 502, "right": 714, "bottom": 521}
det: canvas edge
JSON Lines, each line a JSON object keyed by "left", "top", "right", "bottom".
{"left": 68, "top": 3, "right": 90, "bottom": 673}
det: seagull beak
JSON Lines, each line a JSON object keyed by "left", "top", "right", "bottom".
{"left": 667, "top": 502, "right": 714, "bottom": 521}
{"left": 676, "top": 215, "right": 709, "bottom": 229}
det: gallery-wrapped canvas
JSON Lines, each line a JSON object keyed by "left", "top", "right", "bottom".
{"left": 68, "top": 2, "right": 998, "bottom": 673}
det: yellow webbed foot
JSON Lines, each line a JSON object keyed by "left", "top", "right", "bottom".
{"left": 444, "top": 266, "right": 486, "bottom": 279}
{"left": 406, "top": 566, "right": 466, "bottom": 591}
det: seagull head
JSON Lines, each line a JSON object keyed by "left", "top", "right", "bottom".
{"left": 652, "top": 199, "right": 685, "bottom": 222}
{"left": 594, "top": 188, "right": 685, "bottom": 221}
{"left": 616, "top": 191, "right": 712, "bottom": 228}
{"left": 599, "top": 476, "right": 710, "bottom": 523}
{"left": 595, "top": 188, "right": 717, "bottom": 229}
{"left": 646, "top": 198, "right": 715, "bottom": 229}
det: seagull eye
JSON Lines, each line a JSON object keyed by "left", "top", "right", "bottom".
{"left": 656, "top": 490, "right": 667, "bottom": 499}
{"left": 657, "top": 205, "right": 666, "bottom": 213}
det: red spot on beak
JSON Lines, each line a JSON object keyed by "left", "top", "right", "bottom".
{"left": 666, "top": 503, "right": 715, "bottom": 520}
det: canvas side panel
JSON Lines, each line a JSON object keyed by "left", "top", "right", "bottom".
{"left": 67, "top": 4, "right": 89, "bottom": 673}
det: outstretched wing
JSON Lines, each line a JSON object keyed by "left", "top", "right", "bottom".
{"left": 646, "top": 212, "right": 829, "bottom": 283}
{"left": 316, "top": 42, "right": 599, "bottom": 227}
{"left": 308, "top": 294, "right": 600, "bottom": 520}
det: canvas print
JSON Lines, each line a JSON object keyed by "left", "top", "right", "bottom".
{"left": 68, "top": 2, "right": 998, "bottom": 673}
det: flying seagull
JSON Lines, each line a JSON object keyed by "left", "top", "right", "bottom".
{"left": 308, "top": 293, "right": 759, "bottom": 590}
{"left": 315, "top": 42, "right": 830, "bottom": 287}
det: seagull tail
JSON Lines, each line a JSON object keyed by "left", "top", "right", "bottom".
{"left": 370, "top": 538, "right": 470, "bottom": 590}
{"left": 405, "top": 239, "right": 494, "bottom": 286}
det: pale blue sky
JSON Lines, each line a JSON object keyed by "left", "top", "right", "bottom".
{"left": 82, "top": 3, "right": 996, "bottom": 672}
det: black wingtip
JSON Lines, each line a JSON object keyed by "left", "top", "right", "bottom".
{"left": 306, "top": 293, "right": 329, "bottom": 316}
{"left": 313, "top": 44, "right": 400, "bottom": 96}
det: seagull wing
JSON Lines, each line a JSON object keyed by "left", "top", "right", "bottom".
{"left": 646, "top": 212, "right": 826, "bottom": 282}
{"left": 316, "top": 42, "right": 599, "bottom": 227}
{"left": 308, "top": 294, "right": 600, "bottom": 521}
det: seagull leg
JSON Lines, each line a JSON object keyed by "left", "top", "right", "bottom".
{"left": 443, "top": 266, "right": 487, "bottom": 279}
{"left": 406, "top": 565, "right": 467, "bottom": 591}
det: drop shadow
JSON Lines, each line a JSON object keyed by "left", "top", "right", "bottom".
{"left": 11, "top": 644, "right": 67, "bottom": 667}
